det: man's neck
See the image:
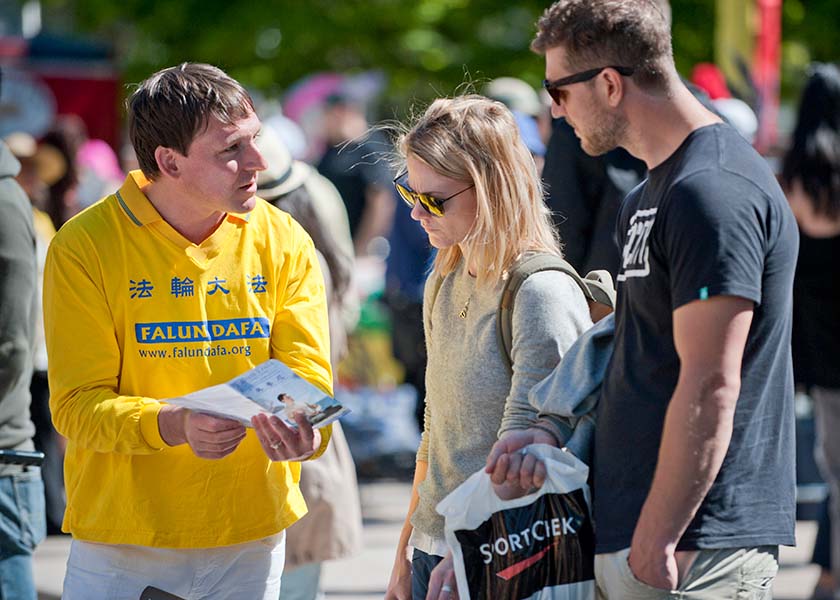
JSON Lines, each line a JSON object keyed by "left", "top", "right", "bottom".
{"left": 144, "top": 180, "right": 225, "bottom": 244}
{"left": 623, "top": 82, "right": 722, "bottom": 170}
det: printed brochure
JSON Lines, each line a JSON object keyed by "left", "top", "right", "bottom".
{"left": 165, "top": 359, "right": 347, "bottom": 428}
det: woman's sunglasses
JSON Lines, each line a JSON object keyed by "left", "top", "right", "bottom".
{"left": 393, "top": 170, "right": 474, "bottom": 217}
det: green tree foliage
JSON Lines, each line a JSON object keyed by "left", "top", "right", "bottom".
{"left": 42, "top": 0, "right": 840, "bottom": 114}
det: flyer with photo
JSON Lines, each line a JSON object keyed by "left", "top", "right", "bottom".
{"left": 165, "top": 359, "right": 348, "bottom": 428}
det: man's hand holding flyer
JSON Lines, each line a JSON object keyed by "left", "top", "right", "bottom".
{"left": 165, "top": 359, "right": 348, "bottom": 429}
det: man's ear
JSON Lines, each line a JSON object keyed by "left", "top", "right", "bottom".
{"left": 601, "top": 68, "right": 626, "bottom": 108}
{"left": 154, "top": 146, "right": 181, "bottom": 179}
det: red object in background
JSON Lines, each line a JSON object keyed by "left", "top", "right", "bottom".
{"left": 691, "top": 63, "right": 732, "bottom": 100}
{"left": 0, "top": 34, "right": 121, "bottom": 151}
{"left": 38, "top": 70, "right": 121, "bottom": 150}
{"left": 753, "top": 0, "right": 781, "bottom": 153}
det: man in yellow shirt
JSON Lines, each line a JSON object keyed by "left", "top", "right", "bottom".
{"left": 43, "top": 63, "right": 333, "bottom": 599}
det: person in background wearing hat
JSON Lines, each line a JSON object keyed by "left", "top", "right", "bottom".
{"left": 256, "top": 125, "right": 363, "bottom": 600}
{"left": 43, "top": 63, "right": 332, "bottom": 599}
{"left": 512, "top": 110, "right": 547, "bottom": 174}
{"left": 484, "top": 76, "right": 552, "bottom": 146}
{"left": 5, "top": 132, "right": 67, "bottom": 536}
{"left": 317, "top": 92, "right": 395, "bottom": 257}
{"left": 0, "top": 130, "right": 46, "bottom": 597}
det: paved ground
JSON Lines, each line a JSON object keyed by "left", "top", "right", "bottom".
{"left": 33, "top": 480, "right": 821, "bottom": 599}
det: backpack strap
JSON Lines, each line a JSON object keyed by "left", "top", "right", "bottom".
{"left": 496, "top": 254, "right": 615, "bottom": 374}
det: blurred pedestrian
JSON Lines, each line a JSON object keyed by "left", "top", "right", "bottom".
{"left": 257, "top": 126, "right": 363, "bottom": 600}
{"left": 487, "top": 1, "right": 798, "bottom": 598}
{"left": 0, "top": 130, "right": 45, "bottom": 598}
{"left": 317, "top": 92, "right": 395, "bottom": 256}
{"left": 384, "top": 194, "right": 433, "bottom": 430}
{"left": 44, "top": 63, "right": 333, "bottom": 599}
{"left": 384, "top": 95, "right": 592, "bottom": 600}
{"left": 780, "top": 62, "right": 840, "bottom": 600}
{"left": 5, "top": 131, "right": 67, "bottom": 535}
{"left": 41, "top": 115, "right": 86, "bottom": 229}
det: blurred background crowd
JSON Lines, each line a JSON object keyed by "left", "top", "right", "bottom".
{"left": 1, "top": 0, "right": 838, "bottom": 597}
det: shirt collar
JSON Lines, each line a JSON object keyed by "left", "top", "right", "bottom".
{"left": 115, "top": 170, "right": 252, "bottom": 227}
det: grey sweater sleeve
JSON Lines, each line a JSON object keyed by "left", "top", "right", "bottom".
{"left": 416, "top": 273, "right": 438, "bottom": 464}
{"left": 499, "top": 271, "right": 593, "bottom": 435}
{"left": 0, "top": 166, "right": 38, "bottom": 450}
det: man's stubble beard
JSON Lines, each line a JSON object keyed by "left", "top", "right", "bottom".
{"left": 581, "top": 105, "right": 629, "bottom": 157}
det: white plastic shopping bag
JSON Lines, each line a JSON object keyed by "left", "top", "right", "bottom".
{"left": 436, "top": 444, "right": 595, "bottom": 600}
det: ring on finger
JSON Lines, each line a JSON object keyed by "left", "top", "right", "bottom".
{"left": 441, "top": 584, "right": 453, "bottom": 594}
{"left": 270, "top": 441, "right": 283, "bottom": 450}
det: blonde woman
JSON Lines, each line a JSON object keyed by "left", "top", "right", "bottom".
{"left": 384, "top": 95, "right": 592, "bottom": 600}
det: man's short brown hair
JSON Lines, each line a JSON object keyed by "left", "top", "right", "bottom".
{"left": 531, "top": 0, "right": 673, "bottom": 90}
{"left": 127, "top": 62, "right": 255, "bottom": 179}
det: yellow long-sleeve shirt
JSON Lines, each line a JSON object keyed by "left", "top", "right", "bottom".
{"left": 43, "top": 171, "right": 332, "bottom": 548}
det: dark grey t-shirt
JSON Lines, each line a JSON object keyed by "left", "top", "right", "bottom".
{"left": 595, "top": 123, "right": 798, "bottom": 553}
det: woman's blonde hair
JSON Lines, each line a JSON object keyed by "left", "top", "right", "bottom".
{"left": 396, "top": 94, "right": 561, "bottom": 287}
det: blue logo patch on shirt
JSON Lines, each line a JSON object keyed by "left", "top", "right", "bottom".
{"left": 135, "top": 317, "right": 271, "bottom": 344}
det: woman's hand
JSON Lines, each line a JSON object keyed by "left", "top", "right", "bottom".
{"left": 385, "top": 552, "right": 413, "bottom": 600}
{"left": 427, "top": 553, "right": 459, "bottom": 600}
{"left": 485, "top": 428, "right": 557, "bottom": 498}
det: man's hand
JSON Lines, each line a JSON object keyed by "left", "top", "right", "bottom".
{"left": 427, "top": 553, "right": 458, "bottom": 600}
{"left": 627, "top": 539, "right": 678, "bottom": 591}
{"left": 159, "top": 405, "right": 246, "bottom": 459}
{"left": 251, "top": 412, "right": 321, "bottom": 461}
{"left": 628, "top": 539, "right": 697, "bottom": 592}
{"left": 485, "top": 428, "right": 558, "bottom": 498}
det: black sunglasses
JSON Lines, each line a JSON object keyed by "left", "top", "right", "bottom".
{"left": 393, "top": 170, "right": 474, "bottom": 217}
{"left": 543, "top": 65, "right": 635, "bottom": 105}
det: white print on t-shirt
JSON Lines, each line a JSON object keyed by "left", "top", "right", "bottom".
{"left": 617, "top": 207, "right": 658, "bottom": 282}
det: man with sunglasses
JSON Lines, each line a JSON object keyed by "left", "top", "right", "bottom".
{"left": 483, "top": 1, "right": 797, "bottom": 599}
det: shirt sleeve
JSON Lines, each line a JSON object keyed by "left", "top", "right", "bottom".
{"left": 44, "top": 238, "right": 167, "bottom": 454}
{"left": 499, "top": 271, "right": 593, "bottom": 435}
{"left": 269, "top": 226, "right": 334, "bottom": 457}
{"left": 660, "top": 172, "right": 767, "bottom": 310}
{"left": 0, "top": 194, "right": 36, "bottom": 412}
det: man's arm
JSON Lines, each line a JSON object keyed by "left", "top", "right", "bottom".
{"left": 0, "top": 191, "right": 37, "bottom": 415}
{"left": 353, "top": 184, "right": 395, "bottom": 256}
{"left": 628, "top": 295, "right": 753, "bottom": 589}
{"left": 264, "top": 230, "right": 334, "bottom": 459}
{"left": 44, "top": 239, "right": 246, "bottom": 457}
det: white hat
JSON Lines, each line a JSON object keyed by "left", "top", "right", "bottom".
{"left": 484, "top": 77, "right": 543, "bottom": 118}
{"left": 256, "top": 125, "right": 310, "bottom": 199}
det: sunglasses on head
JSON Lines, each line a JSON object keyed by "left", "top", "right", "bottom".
{"left": 543, "top": 65, "right": 635, "bottom": 105}
{"left": 393, "top": 170, "right": 474, "bottom": 217}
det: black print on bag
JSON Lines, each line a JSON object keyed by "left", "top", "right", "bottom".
{"left": 454, "top": 490, "right": 594, "bottom": 599}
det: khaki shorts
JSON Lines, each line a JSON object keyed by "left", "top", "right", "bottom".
{"left": 595, "top": 545, "right": 778, "bottom": 599}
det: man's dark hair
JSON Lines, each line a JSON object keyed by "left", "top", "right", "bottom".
{"left": 127, "top": 62, "right": 255, "bottom": 179}
{"left": 781, "top": 63, "right": 840, "bottom": 220}
{"left": 531, "top": 0, "right": 673, "bottom": 90}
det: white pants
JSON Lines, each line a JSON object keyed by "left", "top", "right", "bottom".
{"left": 62, "top": 532, "right": 285, "bottom": 600}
